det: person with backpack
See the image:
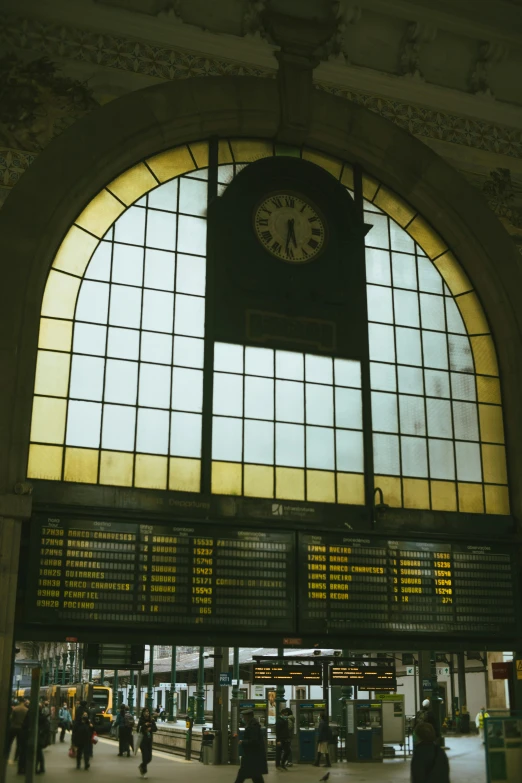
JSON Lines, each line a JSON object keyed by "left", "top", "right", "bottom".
{"left": 116, "top": 705, "right": 134, "bottom": 757}
{"left": 314, "top": 713, "right": 332, "bottom": 768}
{"left": 58, "top": 701, "right": 72, "bottom": 743}
{"left": 411, "top": 721, "right": 450, "bottom": 783}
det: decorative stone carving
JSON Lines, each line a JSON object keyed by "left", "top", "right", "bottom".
{"left": 470, "top": 41, "right": 510, "bottom": 98}
{"left": 482, "top": 168, "right": 522, "bottom": 229}
{"left": 243, "top": 0, "right": 268, "bottom": 38}
{"left": 157, "top": 1, "right": 183, "bottom": 23}
{"left": 399, "top": 22, "right": 437, "bottom": 81}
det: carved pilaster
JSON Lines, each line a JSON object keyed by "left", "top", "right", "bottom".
{"left": 399, "top": 22, "right": 437, "bottom": 81}
{"left": 470, "top": 41, "right": 509, "bottom": 97}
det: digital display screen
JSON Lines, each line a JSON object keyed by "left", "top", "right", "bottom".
{"left": 330, "top": 665, "right": 396, "bottom": 690}
{"left": 252, "top": 665, "right": 323, "bottom": 684}
{"left": 299, "top": 533, "right": 517, "bottom": 636}
{"left": 29, "top": 517, "right": 295, "bottom": 631}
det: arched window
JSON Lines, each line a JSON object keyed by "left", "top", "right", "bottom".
{"left": 27, "top": 140, "right": 509, "bottom": 515}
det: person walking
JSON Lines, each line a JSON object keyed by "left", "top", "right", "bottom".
{"left": 314, "top": 712, "right": 332, "bottom": 768}
{"left": 115, "top": 705, "right": 126, "bottom": 755}
{"left": 72, "top": 714, "right": 94, "bottom": 771}
{"left": 137, "top": 707, "right": 157, "bottom": 779}
{"left": 58, "top": 701, "right": 72, "bottom": 743}
{"left": 35, "top": 704, "right": 50, "bottom": 775}
{"left": 275, "top": 710, "right": 291, "bottom": 770}
{"left": 282, "top": 708, "right": 295, "bottom": 767}
{"left": 7, "top": 697, "right": 28, "bottom": 763}
{"left": 233, "top": 707, "right": 268, "bottom": 783}
{"left": 411, "top": 722, "right": 450, "bottom": 783}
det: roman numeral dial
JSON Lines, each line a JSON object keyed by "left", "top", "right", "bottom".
{"left": 253, "top": 192, "right": 326, "bottom": 263}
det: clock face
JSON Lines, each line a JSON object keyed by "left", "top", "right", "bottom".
{"left": 253, "top": 192, "right": 326, "bottom": 263}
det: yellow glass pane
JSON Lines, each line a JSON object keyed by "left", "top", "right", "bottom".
{"left": 218, "top": 140, "right": 233, "bottom": 165}
{"left": 307, "top": 470, "right": 336, "bottom": 503}
{"left": 479, "top": 404, "right": 504, "bottom": 444}
{"left": 27, "top": 444, "right": 63, "bottom": 480}
{"left": 374, "top": 476, "right": 401, "bottom": 508}
{"left": 64, "top": 447, "right": 99, "bottom": 484}
{"left": 485, "top": 485, "right": 510, "bottom": 515}
{"left": 99, "top": 451, "right": 133, "bottom": 487}
{"left": 107, "top": 163, "right": 158, "bottom": 206}
{"left": 189, "top": 141, "right": 209, "bottom": 169}
{"left": 230, "top": 140, "right": 273, "bottom": 163}
{"left": 212, "top": 461, "right": 242, "bottom": 495}
{"left": 146, "top": 145, "right": 196, "bottom": 183}
{"left": 482, "top": 444, "right": 508, "bottom": 484}
{"left": 169, "top": 457, "right": 201, "bottom": 493}
{"left": 477, "top": 376, "right": 501, "bottom": 404}
{"left": 430, "top": 480, "right": 457, "bottom": 512}
{"left": 134, "top": 454, "right": 168, "bottom": 490}
{"left": 302, "top": 150, "right": 342, "bottom": 179}
{"left": 275, "top": 144, "right": 301, "bottom": 158}
{"left": 41, "top": 271, "right": 81, "bottom": 320}
{"left": 276, "top": 467, "right": 305, "bottom": 501}
{"left": 362, "top": 174, "right": 379, "bottom": 201}
{"left": 75, "top": 189, "right": 125, "bottom": 238}
{"left": 402, "top": 479, "right": 430, "bottom": 510}
{"left": 34, "top": 350, "right": 70, "bottom": 398}
{"left": 373, "top": 187, "right": 416, "bottom": 228}
{"left": 244, "top": 464, "right": 274, "bottom": 498}
{"left": 53, "top": 225, "right": 99, "bottom": 277}
{"left": 337, "top": 473, "right": 364, "bottom": 505}
{"left": 433, "top": 251, "right": 472, "bottom": 296}
{"left": 38, "top": 318, "right": 73, "bottom": 352}
{"left": 30, "top": 397, "right": 67, "bottom": 444}
{"left": 407, "top": 216, "right": 447, "bottom": 259}
{"left": 471, "top": 336, "right": 499, "bottom": 376}
{"left": 456, "top": 292, "right": 489, "bottom": 335}
{"left": 458, "top": 483, "right": 484, "bottom": 514}
{"left": 340, "top": 166, "right": 354, "bottom": 190}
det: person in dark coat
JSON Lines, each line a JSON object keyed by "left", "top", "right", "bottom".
{"left": 72, "top": 714, "right": 94, "bottom": 770}
{"left": 35, "top": 704, "right": 50, "bottom": 775}
{"left": 234, "top": 708, "right": 268, "bottom": 783}
{"left": 137, "top": 707, "right": 157, "bottom": 779}
{"left": 411, "top": 722, "right": 450, "bottom": 783}
{"left": 314, "top": 712, "right": 332, "bottom": 768}
{"left": 275, "top": 711, "right": 290, "bottom": 770}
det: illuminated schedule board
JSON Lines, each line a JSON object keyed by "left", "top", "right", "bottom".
{"left": 330, "top": 665, "right": 396, "bottom": 690}
{"left": 253, "top": 664, "right": 323, "bottom": 684}
{"left": 299, "top": 533, "right": 518, "bottom": 637}
{"left": 29, "top": 517, "right": 295, "bottom": 631}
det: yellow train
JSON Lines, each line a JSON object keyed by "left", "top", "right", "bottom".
{"left": 15, "top": 683, "right": 114, "bottom": 733}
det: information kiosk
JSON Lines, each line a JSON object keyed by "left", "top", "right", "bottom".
{"left": 290, "top": 700, "right": 327, "bottom": 763}
{"left": 345, "top": 700, "right": 383, "bottom": 762}
{"left": 377, "top": 694, "right": 405, "bottom": 746}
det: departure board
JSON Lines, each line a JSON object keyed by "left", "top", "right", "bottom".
{"left": 253, "top": 665, "right": 323, "bottom": 684}
{"left": 330, "top": 665, "right": 396, "bottom": 690}
{"left": 29, "top": 518, "right": 295, "bottom": 631}
{"left": 299, "top": 533, "right": 518, "bottom": 636}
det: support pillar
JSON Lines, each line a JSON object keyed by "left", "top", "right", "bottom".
{"left": 78, "top": 648, "right": 83, "bottom": 684}
{"left": 341, "top": 649, "right": 353, "bottom": 703}
{"left": 61, "top": 652, "right": 68, "bottom": 685}
{"left": 195, "top": 647, "right": 206, "bottom": 725}
{"left": 275, "top": 647, "right": 285, "bottom": 715}
{"left": 232, "top": 648, "right": 240, "bottom": 700}
{"left": 456, "top": 652, "right": 467, "bottom": 714}
{"left": 512, "top": 651, "right": 522, "bottom": 710}
{"left": 147, "top": 646, "right": 154, "bottom": 711}
{"left": 55, "top": 654, "right": 60, "bottom": 685}
{"left": 128, "top": 671, "right": 135, "bottom": 713}
{"left": 487, "top": 652, "right": 507, "bottom": 709}
{"left": 69, "top": 649, "right": 75, "bottom": 685}
{"left": 114, "top": 670, "right": 119, "bottom": 714}
{"left": 168, "top": 646, "right": 177, "bottom": 721}
{"left": 100, "top": 668, "right": 105, "bottom": 685}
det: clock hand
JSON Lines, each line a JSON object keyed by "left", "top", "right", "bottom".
{"left": 285, "top": 220, "right": 292, "bottom": 254}
{"left": 289, "top": 219, "right": 298, "bottom": 247}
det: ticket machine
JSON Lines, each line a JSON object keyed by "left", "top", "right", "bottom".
{"left": 231, "top": 699, "right": 269, "bottom": 761}
{"left": 345, "top": 700, "right": 383, "bottom": 762}
{"left": 290, "top": 700, "right": 327, "bottom": 763}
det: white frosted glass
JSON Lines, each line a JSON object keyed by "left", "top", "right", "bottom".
{"left": 141, "top": 332, "right": 173, "bottom": 365}
{"left": 107, "top": 327, "right": 139, "bottom": 360}
{"left": 336, "top": 429, "right": 364, "bottom": 472}
{"left": 365, "top": 248, "right": 391, "bottom": 286}
{"left": 370, "top": 362, "right": 396, "bottom": 392}
{"left": 392, "top": 253, "right": 417, "bottom": 290}
{"left": 66, "top": 401, "right": 102, "bottom": 448}
{"left": 276, "top": 351, "right": 304, "bottom": 381}
{"left": 174, "top": 336, "right": 204, "bottom": 369}
{"left": 179, "top": 177, "right": 207, "bottom": 217}
{"left": 448, "top": 335, "right": 474, "bottom": 373}
{"left": 218, "top": 164, "right": 234, "bottom": 184}
{"left": 244, "top": 419, "right": 274, "bottom": 465}
{"left": 170, "top": 411, "right": 202, "bottom": 458}
{"left": 399, "top": 395, "right": 426, "bottom": 436}
{"left": 455, "top": 442, "right": 482, "bottom": 482}
{"left": 364, "top": 212, "right": 389, "bottom": 249}
{"left": 401, "top": 436, "right": 428, "bottom": 477}
{"left": 69, "top": 355, "right": 104, "bottom": 401}
{"left": 418, "top": 255, "right": 443, "bottom": 294}
{"left": 174, "top": 294, "right": 205, "bottom": 337}
{"left": 335, "top": 387, "right": 363, "bottom": 429}
{"left": 369, "top": 323, "right": 395, "bottom": 362}
{"left": 371, "top": 391, "right": 398, "bottom": 433}
{"left": 188, "top": 169, "right": 208, "bottom": 181}
{"left": 114, "top": 206, "right": 146, "bottom": 245}
{"left": 276, "top": 423, "right": 305, "bottom": 467}
{"left": 334, "top": 359, "right": 361, "bottom": 388}
{"left": 144, "top": 249, "right": 175, "bottom": 291}
{"left": 105, "top": 359, "right": 138, "bottom": 405}
{"left": 445, "top": 298, "right": 467, "bottom": 334}
{"left": 276, "top": 380, "right": 304, "bottom": 423}
{"left": 395, "top": 327, "right": 422, "bottom": 366}
{"left": 73, "top": 323, "right": 107, "bottom": 356}
{"left": 428, "top": 438, "right": 455, "bottom": 480}
{"left": 306, "top": 384, "right": 334, "bottom": 426}
{"left": 101, "top": 404, "right": 136, "bottom": 451}
{"left": 450, "top": 372, "right": 476, "bottom": 402}
{"left": 176, "top": 254, "right": 206, "bottom": 296}
{"left": 212, "top": 416, "right": 242, "bottom": 461}
{"left": 244, "top": 376, "right": 274, "bottom": 420}
{"left": 363, "top": 198, "right": 382, "bottom": 213}
{"left": 214, "top": 342, "right": 243, "bottom": 373}
{"left": 76, "top": 281, "right": 109, "bottom": 325}
{"left": 422, "top": 331, "right": 448, "bottom": 370}
{"left": 146, "top": 210, "right": 177, "bottom": 251}
{"left": 136, "top": 408, "right": 169, "bottom": 455}
{"left": 109, "top": 285, "right": 142, "bottom": 329}
{"left": 85, "top": 242, "right": 111, "bottom": 281}
{"left": 112, "top": 243, "right": 143, "bottom": 286}
{"left": 306, "top": 426, "right": 335, "bottom": 470}
{"left": 425, "top": 369, "right": 450, "bottom": 399}
{"left": 394, "top": 289, "right": 420, "bottom": 328}
{"left": 373, "top": 433, "right": 400, "bottom": 475}
{"left": 426, "top": 397, "right": 453, "bottom": 438}
{"left": 102, "top": 226, "right": 113, "bottom": 241}
{"left": 453, "top": 401, "right": 479, "bottom": 441}
{"left": 420, "top": 293, "right": 445, "bottom": 331}
{"left": 135, "top": 197, "right": 146, "bottom": 207}
{"left": 398, "top": 366, "right": 423, "bottom": 395}
{"left": 367, "top": 285, "right": 393, "bottom": 323}
{"left": 245, "top": 347, "right": 274, "bottom": 378}
{"left": 306, "top": 354, "right": 333, "bottom": 384}
{"left": 172, "top": 367, "right": 203, "bottom": 412}
{"left": 138, "top": 363, "right": 171, "bottom": 408}
{"left": 141, "top": 289, "right": 174, "bottom": 334}
{"left": 148, "top": 179, "right": 178, "bottom": 211}
{"left": 389, "top": 222, "right": 414, "bottom": 253}
{"left": 213, "top": 372, "right": 243, "bottom": 416}
{"left": 177, "top": 215, "right": 207, "bottom": 255}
